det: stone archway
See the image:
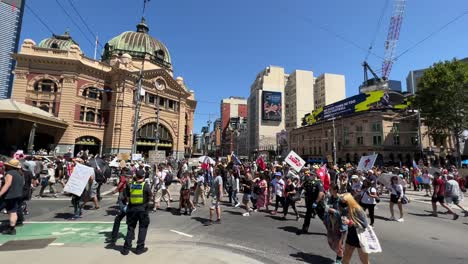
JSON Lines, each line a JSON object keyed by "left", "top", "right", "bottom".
{"left": 75, "top": 136, "right": 101, "bottom": 157}
{"left": 136, "top": 122, "right": 174, "bottom": 157}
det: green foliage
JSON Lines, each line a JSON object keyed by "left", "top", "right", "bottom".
{"left": 415, "top": 59, "right": 468, "bottom": 139}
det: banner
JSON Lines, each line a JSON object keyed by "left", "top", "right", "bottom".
{"left": 303, "top": 90, "right": 412, "bottom": 126}
{"left": 148, "top": 150, "right": 165, "bottom": 164}
{"left": 285, "top": 151, "right": 306, "bottom": 172}
{"left": 132, "top": 154, "right": 143, "bottom": 161}
{"left": 63, "top": 163, "right": 94, "bottom": 196}
{"left": 262, "top": 91, "right": 282, "bottom": 121}
{"left": 357, "top": 154, "right": 378, "bottom": 171}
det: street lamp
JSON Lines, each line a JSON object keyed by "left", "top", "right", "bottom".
{"left": 154, "top": 79, "right": 166, "bottom": 152}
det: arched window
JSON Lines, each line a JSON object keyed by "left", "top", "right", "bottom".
{"left": 82, "top": 87, "right": 102, "bottom": 100}
{"left": 34, "top": 79, "right": 57, "bottom": 92}
{"left": 39, "top": 104, "right": 50, "bottom": 113}
{"left": 155, "top": 50, "right": 165, "bottom": 60}
{"left": 51, "top": 43, "right": 59, "bottom": 49}
{"left": 86, "top": 108, "right": 96, "bottom": 122}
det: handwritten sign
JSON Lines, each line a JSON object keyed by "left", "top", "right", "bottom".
{"left": 148, "top": 150, "right": 166, "bottom": 164}
{"left": 357, "top": 154, "right": 378, "bottom": 171}
{"left": 63, "top": 163, "right": 94, "bottom": 196}
{"left": 285, "top": 151, "right": 306, "bottom": 172}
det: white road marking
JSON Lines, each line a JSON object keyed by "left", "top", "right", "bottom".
{"left": 227, "top": 243, "right": 263, "bottom": 253}
{"left": 25, "top": 221, "right": 114, "bottom": 224}
{"left": 170, "top": 229, "right": 193, "bottom": 238}
{"left": 49, "top": 243, "right": 64, "bottom": 246}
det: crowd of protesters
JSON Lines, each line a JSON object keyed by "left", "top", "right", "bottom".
{"left": 1, "top": 149, "right": 468, "bottom": 262}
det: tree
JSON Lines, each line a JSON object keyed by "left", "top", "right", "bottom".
{"left": 415, "top": 59, "right": 468, "bottom": 167}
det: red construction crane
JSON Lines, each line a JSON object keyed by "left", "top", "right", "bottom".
{"left": 382, "top": 0, "right": 407, "bottom": 80}
{"left": 360, "top": 0, "right": 406, "bottom": 93}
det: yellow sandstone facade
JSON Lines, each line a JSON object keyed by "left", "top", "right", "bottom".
{"left": 11, "top": 20, "right": 196, "bottom": 158}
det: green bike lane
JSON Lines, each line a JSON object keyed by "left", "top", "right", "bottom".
{"left": 0, "top": 222, "right": 119, "bottom": 245}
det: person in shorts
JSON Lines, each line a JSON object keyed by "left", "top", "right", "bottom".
{"left": 445, "top": 174, "right": 468, "bottom": 216}
{"left": 432, "top": 172, "right": 458, "bottom": 220}
{"left": 207, "top": 169, "right": 223, "bottom": 225}
{"left": 0, "top": 159, "right": 25, "bottom": 235}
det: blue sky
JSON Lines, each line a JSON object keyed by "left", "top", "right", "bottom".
{"left": 20, "top": 0, "right": 468, "bottom": 133}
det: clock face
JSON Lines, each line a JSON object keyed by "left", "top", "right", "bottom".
{"left": 155, "top": 79, "right": 166, "bottom": 91}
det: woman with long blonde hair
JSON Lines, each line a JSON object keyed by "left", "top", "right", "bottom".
{"left": 339, "top": 193, "right": 370, "bottom": 264}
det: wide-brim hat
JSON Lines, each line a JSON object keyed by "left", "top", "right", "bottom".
{"left": 5, "top": 159, "right": 21, "bottom": 169}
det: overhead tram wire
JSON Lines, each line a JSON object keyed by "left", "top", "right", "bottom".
{"left": 394, "top": 9, "right": 468, "bottom": 61}
{"left": 365, "top": 0, "right": 390, "bottom": 61}
{"left": 67, "top": 0, "right": 104, "bottom": 49}
{"left": 25, "top": 3, "right": 54, "bottom": 35}
{"left": 54, "top": 0, "right": 96, "bottom": 49}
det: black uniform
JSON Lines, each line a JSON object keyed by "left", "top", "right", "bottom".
{"left": 122, "top": 180, "right": 152, "bottom": 254}
{"left": 301, "top": 177, "right": 324, "bottom": 233}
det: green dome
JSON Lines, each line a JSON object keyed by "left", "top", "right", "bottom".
{"left": 102, "top": 18, "right": 171, "bottom": 68}
{"left": 38, "top": 31, "right": 79, "bottom": 51}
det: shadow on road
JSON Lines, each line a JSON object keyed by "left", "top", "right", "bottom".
{"left": 224, "top": 210, "right": 243, "bottom": 216}
{"left": 374, "top": 215, "right": 390, "bottom": 221}
{"left": 54, "top": 213, "right": 75, "bottom": 219}
{"left": 290, "top": 252, "right": 334, "bottom": 264}
{"left": 278, "top": 226, "right": 326, "bottom": 236}
{"left": 191, "top": 216, "right": 211, "bottom": 224}
{"left": 265, "top": 215, "right": 286, "bottom": 221}
{"left": 407, "top": 212, "right": 434, "bottom": 217}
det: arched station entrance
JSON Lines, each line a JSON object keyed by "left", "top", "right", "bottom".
{"left": 75, "top": 136, "right": 101, "bottom": 156}
{"left": 137, "top": 123, "right": 173, "bottom": 157}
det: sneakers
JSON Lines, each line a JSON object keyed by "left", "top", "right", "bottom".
{"left": 432, "top": 212, "right": 438, "bottom": 217}
{"left": 271, "top": 211, "right": 277, "bottom": 215}
{"left": 453, "top": 214, "right": 459, "bottom": 220}
{"left": 234, "top": 203, "right": 241, "bottom": 208}
{"left": 214, "top": 219, "right": 221, "bottom": 224}
{"left": 134, "top": 247, "right": 148, "bottom": 255}
{"left": 397, "top": 218, "right": 404, "bottom": 222}
{"left": 389, "top": 216, "right": 396, "bottom": 221}
{"left": 2, "top": 227, "right": 16, "bottom": 235}
{"left": 192, "top": 208, "right": 197, "bottom": 214}
{"left": 242, "top": 212, "right": 250, "bottom": 216}
{"left": 253, "top": 209, "right": 258, "bottom": 213}
{"left": 53, "top": 194, "right": 59, "bottom": 198}
{"left": 120, "top": 249, "right": 130, "bottom": 256}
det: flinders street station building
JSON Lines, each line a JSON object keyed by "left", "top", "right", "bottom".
{"left": 1, "top": 18, "right": 196, "bottom": 158}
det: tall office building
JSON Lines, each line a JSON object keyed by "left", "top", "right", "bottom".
{"left": 247, "top": 66, "right": 287, "bottom": 156}
{"left": 406, "top": 69, "right": 426, "bottom": 94}
{"left": 0, "top": 0, "right": 25, "bottom": 99}
{"left": 314, "top": 73, "right": 346, "bottom": 110}
{"left": 285, "top": 70, "right": 315, "bottom": 131}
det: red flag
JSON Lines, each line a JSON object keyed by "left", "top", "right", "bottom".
{"left": 256, "top": 155, "right": 266, "bottom": 171}
{"left": 316, "top": 164, "right": 330, "bottom": 192}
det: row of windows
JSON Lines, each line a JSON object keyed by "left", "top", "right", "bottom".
{"left": 141, "top": 93, "right": 179, "bottom": 111}
{"left": 79, "top": 106, "right": 103, "bottom": 124}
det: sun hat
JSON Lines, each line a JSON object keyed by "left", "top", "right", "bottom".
{"left": 351, "top": 175, "right": 359, "bottom": 180}
{"left": 4, "top": 159, "right": 21, "bottom": 169}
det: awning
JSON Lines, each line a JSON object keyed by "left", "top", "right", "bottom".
{"left": 0, "top": 99, "right": 68, "bottom": 129}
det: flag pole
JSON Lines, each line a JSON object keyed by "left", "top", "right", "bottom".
{"left": 93, "top": 35, "right": 98, "bottom": 60}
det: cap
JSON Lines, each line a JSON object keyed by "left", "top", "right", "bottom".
{"left": 274, "top": 172, "right": 282, "bottom": 177}
{"left": 351, "top": 175, "right": 359, "bottom": 180}
{"left": 368, "top": 170, "right": 374, "bottom": 174}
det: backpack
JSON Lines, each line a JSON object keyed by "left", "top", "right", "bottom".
{"left": 164, "top": 171, "right": 174, "bottom": 186}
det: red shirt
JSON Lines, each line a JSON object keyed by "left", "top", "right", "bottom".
{"left": 433, "top": 178, "right": 446, "bottom": 196}
{"left": 117, "top": 175, "right": 128, "bottom": 193}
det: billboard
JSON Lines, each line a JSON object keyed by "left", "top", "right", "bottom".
{"left": 262, "top": 91, "right": 282, "bottom": 121}
{"left": 302, "top": 90, "right": 412, "bottom": 126}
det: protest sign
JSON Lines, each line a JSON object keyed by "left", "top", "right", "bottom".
{"left": 285, "top": 151, "right": 306, "bottom": 172}
{"left": 357, "top": 154, "right": 378, "bottom": 171}
{"left": 63, "top": 163, "right": 94, "bottom": 196}
{"left": 132, "top": 153, "right": 143, "bottom": 161}
{"left": 148, "top": 150, "right": 166, "bottom": 164}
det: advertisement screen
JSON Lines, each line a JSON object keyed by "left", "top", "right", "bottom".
{"left": 302, "top": 90, "right": 412, "bottom": 126}
{"left": 262, "top": 91, "right": 282, "bottom": 121}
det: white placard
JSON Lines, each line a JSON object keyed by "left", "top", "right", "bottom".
{"left": 357, "top": 154, "right": 378, "bottom": 171}
{"left": 285, "top": 151, "right": 306, "bottom": 172}
{"left": 63, "top": 163, "right": 94, "bottom": 196}
{"left": 132, "top": 154, "right": 143, "bottom": 161}
{"left": 148, "top": 150, "right": 166, "bottom": 164}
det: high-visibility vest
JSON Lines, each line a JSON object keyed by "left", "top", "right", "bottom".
{"left": 130, "top": 182, "right": 145, "bottom": 205}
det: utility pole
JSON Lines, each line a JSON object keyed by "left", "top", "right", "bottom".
{"left": 154, "top": 82, "right": 165, "bottom": 152}
{"left": 131, "top": 66, "right": 144, "bottom": 154}
{"left": 332, "top": 118, "right": 337, "bottom": 165}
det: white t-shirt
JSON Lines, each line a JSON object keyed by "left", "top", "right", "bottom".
{"left": 390, "top": 184, "right": 404, "bottom": 196}
{"left": 275, "top": 179, "right": 285, "bottom": 197}
{"left": 160, "top": 169, "right": 168, "bottom": 190}
{"left": 361, "top": 187, "right": 377, "bottom": 205}
{"left": 446, "top": 179, "right": 460, "bottom": 198}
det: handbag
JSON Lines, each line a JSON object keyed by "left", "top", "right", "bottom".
{"left": 401, "top": 195, "right": 410, "bottom": 204}
{"left": 291, "top": 190, "right": 302, "bottom": 202}
{"left": 357, "top": 226, "right": 382, "bottom": 254}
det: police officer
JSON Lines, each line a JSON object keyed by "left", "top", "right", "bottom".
{"left": 297, "top": 170, "right": 325, "bottom": 235}
{"left": 121, "top": 169, "right": 152, "bottom": 255}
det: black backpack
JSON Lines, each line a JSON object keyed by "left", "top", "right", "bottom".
{"left": 165, "top": 171, "right": 174, "bottom": 186}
